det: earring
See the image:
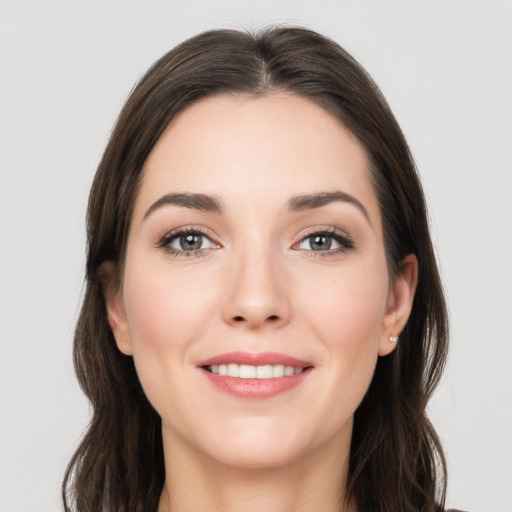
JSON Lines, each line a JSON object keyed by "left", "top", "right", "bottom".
{"left": 389, "top": 336, "right": 399, "bottom": 342}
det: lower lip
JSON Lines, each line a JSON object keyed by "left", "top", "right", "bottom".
{"left": 202, "top": 369, "right": 311, "bottom": 399}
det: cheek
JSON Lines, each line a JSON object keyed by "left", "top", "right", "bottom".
{"left": 123, "top": 262, "right": 215, "bottom": 352}
{"left": 120, "top": 259, "right": 218, "bottom": 407}
{"left": 301, "top": 263, "right": 389, "bottom": 393}
{"left": 305, "top": 264, "right": 388, "bottom": 345}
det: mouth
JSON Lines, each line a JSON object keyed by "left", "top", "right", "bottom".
{"left": 197, "top": 352, "right": 314, "bottom": 398}
{"left": 203, "top": 363, "right": 309, "bottom": 379}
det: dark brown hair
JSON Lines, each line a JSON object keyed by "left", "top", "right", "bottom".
{"left": 63, "top": 27, "right": 448, "bottom": 512}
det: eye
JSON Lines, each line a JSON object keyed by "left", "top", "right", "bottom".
{"left": 296, "top": 229, "right": 354, "bottom": 254}
{"left": 158, "top": 228, "right": 218, "bottom": 256}
{"left": 169, "top": 232, "right": 215, "bottom": 251}
{"left": 299, "top": 234, "right": 339, "bottom": 251}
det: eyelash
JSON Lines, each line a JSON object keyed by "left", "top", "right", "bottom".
{"left": 157, "top": 227, "right": 218, "bottom": 258}
{"left": 157, "top": 226, "right": 355, "bottom": 258}
{"left": 294, "top": 227, "right": 355, "bottom": 257}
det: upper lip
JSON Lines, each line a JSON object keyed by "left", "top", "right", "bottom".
{"left": 197, "top": 351, "right": 313, "bottom": 368}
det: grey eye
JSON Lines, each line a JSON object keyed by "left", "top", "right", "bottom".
{"left": 299, "top": 234, "right": 341, "bottom": 251}
{"left": 169, "top": 233, "right": 215, "bottom": 251}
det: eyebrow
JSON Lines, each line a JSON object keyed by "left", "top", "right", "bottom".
{"left": 143, "top": 190, "right": 370, "bottom": 224}
{"left": 143, "top": 193, "right": 223, "bottom": 220}
{"left": 287, "top": 191, "right": 371, "bottom": 224}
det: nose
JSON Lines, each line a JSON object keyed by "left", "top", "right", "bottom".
{"left": 222, "top": 247, "right": 291, "bottom": 330}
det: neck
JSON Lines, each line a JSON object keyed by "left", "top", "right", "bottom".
{"left": 157, "top": 428, "right": 355, "bottom": 512}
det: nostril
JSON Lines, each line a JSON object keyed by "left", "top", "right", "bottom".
{"left": 232, "top": 315, "right": 279, "bottom": 322}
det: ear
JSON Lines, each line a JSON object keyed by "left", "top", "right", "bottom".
{"left": 100, "top": 262, "right": 133, "bottom": 356}
{"left": 378, "top": 254, "right": 418, "bottom": 356}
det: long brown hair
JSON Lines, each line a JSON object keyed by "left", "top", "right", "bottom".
{"left": 63, "top": 27, "right": 448, "bottom": 512}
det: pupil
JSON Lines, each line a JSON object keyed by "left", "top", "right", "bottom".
{"left": 311, "top": 235, "right": 331, "bottom": 251}
{"left": 181, "top": 234, "right": 201, "bottom": 250}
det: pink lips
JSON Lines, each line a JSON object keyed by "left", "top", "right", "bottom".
{"left": 197, "top": 351, "right": 313, "bottom": 399}
{"left": 197, "top": 351, "right": 312, "bottom": 368}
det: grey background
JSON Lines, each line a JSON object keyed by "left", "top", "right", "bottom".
{"left": 1, "top": 1, "right": 511, "bottom": 511}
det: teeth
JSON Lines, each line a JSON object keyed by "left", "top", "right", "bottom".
{"left": 208, "top": 363, "right": 304, "bottom": 379}
{"left": 227, "top": 363, "right": 239, "bottom": 377}
{"left": 256, "top": 365, "right": 273, "bottom": 379}
{"left": 273, "top": 364, "right": 285, "bottom": 377}
{"left": 239, "top": 364, "right": 256, "bottom": 378}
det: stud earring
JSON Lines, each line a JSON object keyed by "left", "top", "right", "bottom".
{"left": 389, "top": 336, "right": 399, "bottom": 342}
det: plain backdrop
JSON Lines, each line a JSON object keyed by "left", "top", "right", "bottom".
{"left": 0, "top": 1, "right": 511, "bottom": 511}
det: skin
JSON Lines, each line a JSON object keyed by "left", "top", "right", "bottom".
{"left": 105, "top": 93, "right": 418, "bottom": 512}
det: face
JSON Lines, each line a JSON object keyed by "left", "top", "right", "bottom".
{"left": 106, "top": 94, "right": 416, "bottom": 469}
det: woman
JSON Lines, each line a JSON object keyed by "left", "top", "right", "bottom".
{"left": 63, "top": 27, "right": 459, "bottom": 512}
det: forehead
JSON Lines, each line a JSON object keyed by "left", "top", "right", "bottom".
{"left": 135, "top": 93, "right": 380, "bottom": 224}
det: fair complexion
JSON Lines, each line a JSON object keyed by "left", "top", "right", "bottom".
{"left": 105, "top": 94, "right": 417, "bottom": 512}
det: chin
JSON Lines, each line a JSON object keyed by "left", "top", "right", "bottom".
{"left": 208, "top": 441, "right": 304, "bottom": 470}
{"left": 172, "top": 415, "right": 310, "bottom": 470}
{"left": 190, "top": 415, "right": 346, "bottom": 471}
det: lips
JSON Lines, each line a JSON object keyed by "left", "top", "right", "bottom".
{"left": 197, "top": 351, "right": 312, "bottom": 368}
{"left": 197, "top": 351, "right": 313, "bottom": 398}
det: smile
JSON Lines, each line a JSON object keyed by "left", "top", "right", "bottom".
{"left": 206, "top": 364, "right": 304, "bottom": 379}
{"left": 198, "top": 352, "right": 313, "bottom": 399}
